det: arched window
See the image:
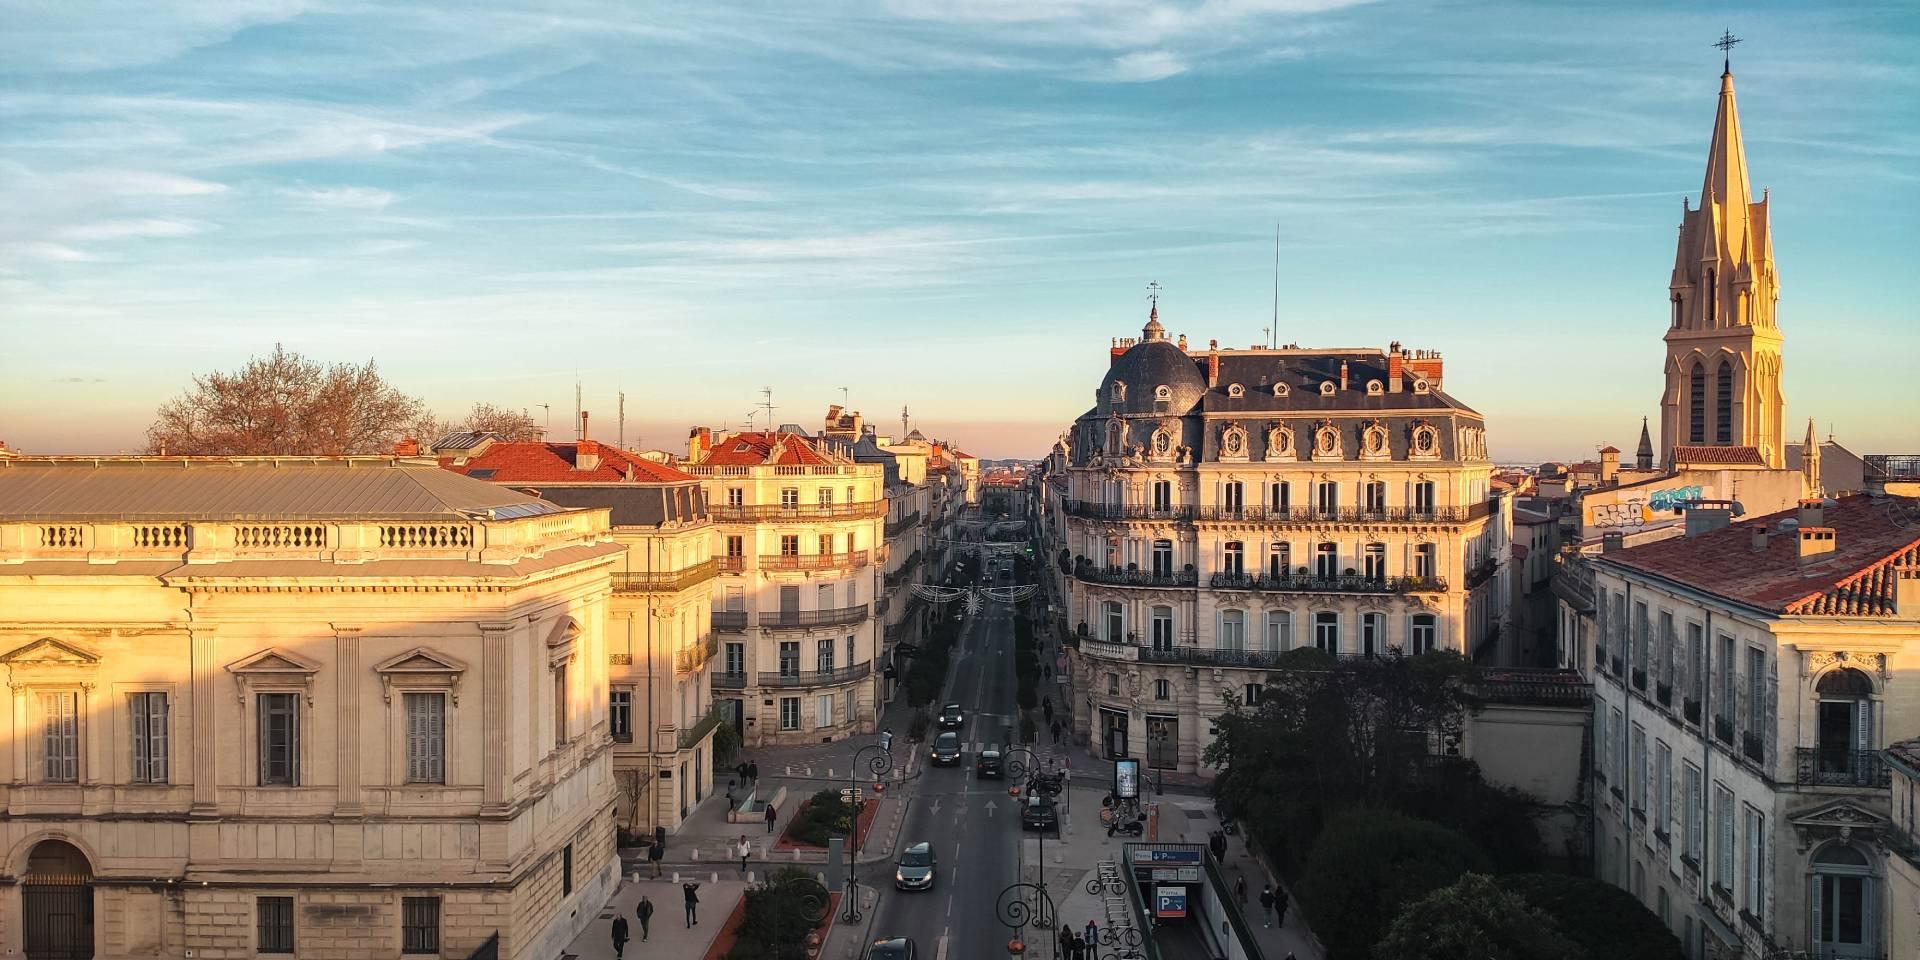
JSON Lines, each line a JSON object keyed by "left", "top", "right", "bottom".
{"left": 1223, "top": 541, "right": 1245, "bottom": 578}
{"left": 1811, "top": 843, "right": 1875, "bottom": 954}
{"left": 1715, "top": 362, "right": 1734, "bottom": 444}
{"left": 1689, "top": 362, "right": 1707, "bottom": 444}
{"left": 1815, "top": 668, "right": 1874, "bottom": 785}
{"left": 1672, "top": 293, "right": 1682, "bottom": 328}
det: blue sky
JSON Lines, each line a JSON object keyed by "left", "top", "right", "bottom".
{"left": 2, "top": 1, "right": 1915, "bottom": 461}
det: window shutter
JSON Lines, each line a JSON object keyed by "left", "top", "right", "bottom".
{"left": 1856, "top": 699, "right": 1873, "bottom": 751}
{"left": 1809, "top": 876, "right": 1823, "bottom": 941}
{"left": 405, "top": 695, "right": 425, "bottom": 782}
{"left": 427, "top": 695, "right": 444, "bottom": 782}
{"left": 130, "top": 694, "right": 148, "bottom": 781}
{"left": 148, "top": 694, "right": 169, "bottom": 782}
{"left": 258, "top": 699, "right": 271, "bottom": 785}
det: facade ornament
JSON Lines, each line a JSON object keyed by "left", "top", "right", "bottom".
{"left": 1311, "top": 421, "right": 1342, "bottom": 461}
{"left": 1409, "top": 420, "right": 1441, "bottom": 460}
{"left": 1151, "top": 427, "right": 1175, "bottom": 462}
{"left": 1360, "top": 419, "right": 1389, "bottom": 460}
{"left": 1220, "top": 422, "right": 1250, "bottom": 461}
{"left": 1264, "top": 424, "right": 1295, "bottom": 461}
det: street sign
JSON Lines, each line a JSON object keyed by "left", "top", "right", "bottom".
{"left": 840, "top": 788, "right": 863, "bottom": 805}
{"left": 1131, "top": 849, "right": 1201, "bottom": 865}
{"left": 1154, "top": 886, "right": 1187, "bottom": 918}
{"left": 1151, "top": 868, "right": 1180, "bottom": 882}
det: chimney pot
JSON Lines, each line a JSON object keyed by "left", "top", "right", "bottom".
{"left": 1339, "top": 360, "right": 1349, "bottom": 391}
{"left": 1208, "top": 339, "right": 1218, "bottom": 351}
{"left": 1797, "top": 525, "right": 1838, "bottom": 565}
{"left": 1751, "top": 526, "right": 1769, "bottom": 552}
{"left": 580, "top": 410, "right": 590, "bottom": 440}
{"left": 1797, "top": 498, "right": 1826, "bottom": 529}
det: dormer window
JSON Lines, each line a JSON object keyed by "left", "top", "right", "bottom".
{"left": 1412, "top": 378, "right": 1430, "bottom": 395}
{"left": 1227, "top": 383, "right": 1246, "bottom": 398}
{"left": 1272, "top": 383, "right": 1290, "bottom": 398}
{"left": 1154, "top": 385, "right": 1171, "bottom": 402}
{"left": 1410, "top": 423, "right": 1440, "bottom": 459}
{"left": 1319, "top": 381, "right": 1337, "bottom": 397}
{"left": 1361, "top": 421, "right": 1388, "bottom": 459}
{"left": 1366, "top": 380, "right": 1384, "bottom": 396}
{"left": 1111, "top": 381, "right": 1127, "bottom": 402}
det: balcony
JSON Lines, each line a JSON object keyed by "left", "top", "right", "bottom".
{"left": 1075, "top": 564, "right": 1198, "bottom": 589}
{"left": 885, "top": 510, "right": 922, "bottom": 537}
{"left": 1207, "top": 572, "right": 1448, "bottom": 595}
{"left": 677, "top": 707, "right": 728, "bottom": 750}
{"left": 1713, "top": 714, "right": 1734, "bottom": 744}
{"left": 1796, "top": 747, "right": 1890, "bottom": 788}
{"left": 712, "top": 501, "right": 887, "bottom": 523}
{"left": 674, "top": 633, "right": 718, "bottom": 674}
{"left": 1610, "top": 655, "right": 1624, "bottom": 678}
{"left": 615, "top": 558, "right": 719, "bottom": 594}
{"left": 757, "top": 662, "right": 874, "bottom": 689}
{"left": 1741, "top": 732, "right": 1766, "bottom": 766}
{"left": 758, "top": 550, "right": 871, "bottom": 572}
{"left": 712, "top": 671, "right": 747, "bottom": 689}
{"left": 713, "top": 611, "right": 749, "bottom": 633}
{"left": 760, "top": 605, "right": 870, "bottom": 630}
{"left": 1683, "top": 697, "right": 1702, "bottom": 725}
{"left": 1655, "top": 682, "right": 1672, "bottom": 708}
{"left": 874, "top": 594, "right": 891, "bottom": 616}
{"left": 1631, "top": 667, "right": 1648, "bottom": 691}
{"left": 1465, "top": 556, "right": 1499, "bottom": 590}
{"left": 719, "top": 555, "right": 746, "bottom": 574}
{"left": 1194, "top": 504, "right": 1484, "bottom": 524}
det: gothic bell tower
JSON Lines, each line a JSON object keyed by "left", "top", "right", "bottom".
{"left": 1658, "top": 64, "right": 1785, "bottom": 469}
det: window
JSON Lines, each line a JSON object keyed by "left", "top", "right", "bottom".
{"left": 1104, "top": 601, "right": 1125, "bottom": 643}
{"left": 816, "top": 694, "right": 833, "bottom": 728}
{"left": 1151, "top": 607, "right": 1175, "bottom": 652}
{"left": 778, "top": 641, "right": 800, "bottom": 676}
{"left": 1314, "top": 542, "right": 1337, "bottom": 580}
{"left": 1152, "top": 539, "right": 1173, "bottom": 577}
{"left": 1686, "top": 622, "right": 1705, "bottom": 711}
{"left": 41, "top": 692, "right": 78, "bottom": 783}
{"left": 401, "top": 897, "right": 441, "bottom": 955}
{"left": 1713, "top": 783, "right": 1735, "bottom": 889}
{"left": 1361, "top": 613, "right": 1384, "bottom": 657}
{"left": 1413, "top": 543, "right": 1435, "bottom": 580}
{"left": 1243, "top": 684, "right": 1263, "bottom": 705}
{"left": 1315, "top": 481, "right": 1338, "bottom": 515}
{"left": 1656, "top": 740, "right": 1673, "bottom": 834}
{"left": 1743, "top": 805, "right": 1765, "bottom": 917}
{"left": 1219, "top": 610, "right": 1246, "bottom": 651}
{"left": 724, "top": 642, "right": 744, "bottom": 675}
{"left": 1410, "top": 614, "right": 1437, "bottom": 654}
{"left": 727, "top": 487, "right": 744, "bottom": 507}
{"left": 817, "top": 534, "right": 833, "bottom": 555}
{"left": 1683, "top": 763, "right": 1704, "bottom": 866}
{"left": 258, "top": 692, "right": 299, "bottom": 785}
{"left": 1689, "top": 362, "right": 1707, "bottom": 444}
{"left": 816, "top": 638, "right": 835, "bottom": 673}
{"left": 609, "top": 690, "right": 633, "bottom": 742}
{"left": 780, "top": 698, "right": 800, "bottom": 730}
{"left": 1313, "top": 612, "right": 1339, "bottom": 653}
{"left": 1633, "top": 601, "right": 1650, "bottom": 677}
{"left": 1223, "top": 481, "right": 1245, "bottom": 514}
{"left": 1268, "top": 542, "right": 1289, "bottom": 578}
{"left": 1715, "top": 362, "right": 1733, "bottom": 444}
{"left": 781, "top": 487, "right": 799, "bottom": 508}
{"left": 1107, "top": 673, "right": 1120, "bottom": 695}
{"left": 1746, "top": 646, "right": 1767, "bottom": 740}
{"left": 552, "top": 666, "right": 570, "bottom": 746}
{"left": 726, "top": 535, "right": 744, "bottom": 559}
{"left": 780, "top": 535, "right": 799, "bottom": 557}
{"left": 846, "top": 635, "right": 855, "bottom": 671}
{"left": 1223, "top": 541, "right": 1245, "bottom": 577}
{"left": 563, "top": 843, "right": 575, "bottom": 895}
{"left": 1611, "top": 708, "right": 1626, "bottom": 796}
{"left": 1152, "top": 480, "right": 1172, "bottom": 512}
{"left": 1269, "top": 481, "right": 1290, "bottom": 512}
{"left": 130, "top": 691, "right": 168, "bottom": 783}
{"left": 1264, "top": 611, "right": 1290, "bottom": 652}
{"left": 818, "top": 487, "right": 833, "bottom": 506}
{"left": 1154, "top": 680, "right": 1170, "bottom": 701}
{"left": 1363, "top": 542, "right": 1386, "bottom": 582}
{"left": 1632, "top": 724, "right": 1648, "bottom": 814}
{"left": 258, "top": 896, "right": 295, "bottom": 954}
{"left": 1364, "top": 482, "right": 1386, "bottom": 515}
{"left": 405, "top": 692, "right": 447, "bottom": 784}
{"left": 1718, "top": 633, "right": 1736, "bottom": 722}
{"left": 1658, "top": 612, "right": 1676, "bottom": 688}
{"left": 1413, "top": 481, "right": 1436, "bottom": 514}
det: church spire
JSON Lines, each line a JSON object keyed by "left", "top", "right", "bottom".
{"left": 1699, "top": 69, "right": 1756, "bottom": 269}
{"left": 1802, "top": 417, "right": 1823, "bottom": 497}
{"left": 1636, "top": 417, "right": 1654, "bottom": 471}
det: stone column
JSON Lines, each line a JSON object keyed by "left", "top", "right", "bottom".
{"left": 333, "top": 625, "right": 362, "bottom": 818}
{"left": 190, "top": 625, "right": 219, "bottom": 815}
{"left": 480, "top": 622, "right": 512, "bottom": 814}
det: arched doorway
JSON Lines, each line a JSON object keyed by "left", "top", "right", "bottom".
{"left": 1810, "top": 842, "right": 1876, "bottom": 958}
{"left": 1815, "top": 668, "right": 1874, "bottom": 785}
{"left": 22, "top": 839, "right": 93, "bottom": 959}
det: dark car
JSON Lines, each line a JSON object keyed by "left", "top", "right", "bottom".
{"left": 894, "top": 842, "right": 937, "bottom": 890}
{"left": 975, "top": 746, "right": 1004, "bottom": 779}
{"left": 869, "top": 937, "right": 917, "bottom": 960}
{"left": 930, "top": 732, "right": 962, "bottom": 766}
{"left": 1021, "top": 795, "right": 1058, "bottom": 831}
{"left": 937, "top": 702, "right": 966, "bottom": 729}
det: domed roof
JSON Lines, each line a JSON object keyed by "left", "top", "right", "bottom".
{"left": 1099, "top": 338, "right": 1207, "bottom": 417}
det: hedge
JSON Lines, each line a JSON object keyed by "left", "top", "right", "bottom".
{"left": 1498, "top": 873, "right": 1683, "bottom": 960}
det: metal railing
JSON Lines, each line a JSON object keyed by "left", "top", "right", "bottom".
{"left": 1796, "top": 748, "right": 1889, "bottom": 787}
{"left": 760, "top": 605, "right": 870, "bottom": 629}
{"left": 758, "top": 550, "right": 871, "bottom": 572}
{"left": 885, "top": 511, "right": 922, "bottom": 537}
{"left": 1465, "top": 556, "right": 1499, "bottom": 589}
{"left": 674, "top": 633, "right": 718, "bottom": 674}
{"left": 719, "top": 555, "right": 746, "bottom": 574}
{"left": 1742, "top": 732, "right": 1766, "bottom": 766}
{"left": 612, "top": 558, "right": 720, "bottom": 593}
{"left": 757, "top": 662, "right": 874, "bottom": 688}
{"left": 677, "top": 707, "right": 728, "bottom": 750}
{"left": 1713, "top": 714, "right": 1735, "bottom": 745}
{"left": 712, "top": 671, "right": 747, "bottom": 689}
{"left": 1063, "top": 500, "right": 1486, "bottom": 523}
{"left": 1074, "top": 566, "right": 1198, "bottom": 589}
{"left": 711, "top": 502, "right": 886, "bottom": 522}
{"left": 1207, "top": 572, "right": 1448, "bottom": 594}
{"left": 713, "top": 611, "right": 749, "bottom": 632}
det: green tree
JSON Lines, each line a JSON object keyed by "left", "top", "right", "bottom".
{"left": 1299, "top": 811, "right": 1490, "bottom": 960}
{"left": 726, "top": 867, "right": 827, "bottom": 960}
{"left": 1375, "top": 873, "right": 1584, "bottom": 960}
{"left": 1499, "top": 873, "right": 1684, "bottom": 960}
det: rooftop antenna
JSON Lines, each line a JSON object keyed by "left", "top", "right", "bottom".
{"left": 901, "top": 404, "right": 910, "bottom": 439}
{"left": 1713, "top": 29, "right": 1742, "bottom": 74}
{"left": 574, "top": 380, "right": 583, "bottom": 441}
{"left": 1271, "top": 222, "right": 1281, "bottom": 348}
{"left": 618, "top": 391, "right": 626, "bottom": 450}
{"left": 759, "top": 386, "right": 777, "bottom": 434}
{"left": 840, "top": 386, "right": 850, "bottom": 407}
{"left": 539, "top": 403, "right": 551, "bottom": 436}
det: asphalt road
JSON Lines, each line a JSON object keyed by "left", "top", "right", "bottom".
{"left": 856, "top": 576, "right": 1026, "bottom": 960}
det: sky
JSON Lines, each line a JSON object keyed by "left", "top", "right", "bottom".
{"left": 1, "top": 1, "right": 1915, "bottom": 462}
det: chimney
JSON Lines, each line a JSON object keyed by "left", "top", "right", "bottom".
{"left": 688, "top": 426, "right": 712, "bottom": 462}
{"left": 1751, "top": 525, "right": 1769, "bottom": 552}
{"left": 1797, "top": 526, "right": 1837, "bottom": 566}
{"left": 580, "top": 410, "right": 591, "bottom": 440}
{"left": 574, "top": 439, "right": 601, "bottom": 473}
{"left": 1177, "top": 334, "right": 1188, "bottom": 351}
{"left": 1339, "top": 360, "right": 1349, "bottom": 391}
{"left": 392, "top": 437, "right": 420, "bottom": 457}
{"left": 1797, "top": 498, "right": 1826, "bottom": 529}
{"left": 1207, "top": 353, "right": 1220, "bottom": 386}
{"left": 1387, "top": 345, "right": 1404, "bottom": 392}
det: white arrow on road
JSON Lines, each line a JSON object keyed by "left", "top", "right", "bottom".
{"left": 984, "top": 799, "right": 998, "bottom": 819}
{"left": 930, "top": 798, "right": 941, "bottom": 815}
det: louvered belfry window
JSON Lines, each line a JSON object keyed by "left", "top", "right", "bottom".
{"left": 405, "top": 692, "right": 446, "bottom": 784}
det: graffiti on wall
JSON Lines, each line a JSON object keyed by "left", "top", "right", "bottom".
{"left": 1587, "top": 485, "right": 1705, "bottom": 530}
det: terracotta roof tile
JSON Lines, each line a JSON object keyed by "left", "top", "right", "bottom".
{"left": 1599, "top": 494, "right": 1920, "bottom": 615}
{"left": 440, "top": 441, "right": 696, "bottom": 484}
{"left": 696, "top": 432, "right": 841, "bottom": 467}
{"left": 1671, "top": 444, "right": 1767, "bottom": 466}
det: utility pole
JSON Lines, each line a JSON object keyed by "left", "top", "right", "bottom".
{"left": 574, "top": 381, "right": 583, "bottom": 441}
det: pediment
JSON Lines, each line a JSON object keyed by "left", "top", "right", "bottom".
{"left": 0, "top": 637, "right": 101, "bottom": 666}
{"left": 545, "top": 616, "right": 582, "bottom": 650}
{"left": 1790, "top": 798, "right": 1889, "bottom": 831}
{"left": 225, "top": 647, "right": 321, "bottom": 678}
{"left": 373, "top": 647, "right": 468, "bottom": 677}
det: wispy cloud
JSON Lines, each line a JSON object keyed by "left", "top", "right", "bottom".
{"left": 282, "top": 186, "right": 395, "bottom": 210}
{"left": 1097, "top": 50, "right": 1188, "bottom": 83}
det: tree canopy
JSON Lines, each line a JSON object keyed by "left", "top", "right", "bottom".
{"left": 1298, "top": 810, "right": 1490, "bottom": 960}
{"left": 460, "top": 402, "right": 541, "bottom": 441}
{"left": 1498, "top": 873, "right": 1684, "bottom": 960}
{"left": 1375, "top": 873, "right": 1584, "bottom": 960}
{"left": 146, "top": 345, "right": 423, "bottom": 455}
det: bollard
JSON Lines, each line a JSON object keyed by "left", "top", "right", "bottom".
{"left": 744, "top": 871, "right": 753, "bottom": 884}
{"left": 671, "top": 871, "right": 681, "bottom": 883}
{"left": 692, "top": 848, "right": 700, "bottom": 860}
{"left": 712, "top": 872, "right": 720, "bottom": 884}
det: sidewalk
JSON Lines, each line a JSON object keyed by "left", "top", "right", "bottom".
{"left": 560, "top": 874, "right": 747, "bottom": 960}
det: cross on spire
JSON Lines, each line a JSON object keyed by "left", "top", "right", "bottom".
{"left": 1714, "top": 30, "right": 1742, "bottom": 75}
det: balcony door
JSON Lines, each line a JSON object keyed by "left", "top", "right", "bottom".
{"left": 1810, "top": 843, "right": 1876, "bottom": 959}
{"left": 1816, "top": 668, "right": 1873, "bottom": 783}
{"left": 1151, "top": 540, "right": 1173, "bottom": 578}
{"left": 1150, "top": 607, "right": 1175, "bottom": 653}
{"left": 1104, "top": 601, "right": 1125, "bottom": 644}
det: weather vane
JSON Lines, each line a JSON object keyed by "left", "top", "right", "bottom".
{"left": 1714, "top": 30, "right": 1742, "bottom": 74}
{"left": 1146, "top": 280, "right": 1161, "bottom": 309}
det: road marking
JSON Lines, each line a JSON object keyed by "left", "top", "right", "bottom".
{"left": 937, "top": 933, "right": 950, "bottom": 960}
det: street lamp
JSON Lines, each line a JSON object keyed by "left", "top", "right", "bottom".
{"left": 1001, "top": 747, "right": 1061, "bottom": 933}
{"left": 842, "top": 733, "right": 894, "bottom": 923}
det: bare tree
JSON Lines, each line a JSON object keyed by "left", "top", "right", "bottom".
{"left": 461, "top": 403, "right": 542, "bottom": 441}
{"left": 146, "top": 345, "right": 425, "bottom": 455}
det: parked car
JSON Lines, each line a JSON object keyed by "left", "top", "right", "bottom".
{"left": 894, "top": 842, "right": 937, "bottom": 890}
{"left": 975, "top": 746, "right": 1004, "bottom": 779}
{"left": 1021, "top": 795, "right": 1058, "bottom": 831}
{"left": 937, "top": 702, "right": 966, "bottom": 728}
{"left": 930, "top": 732, "right": 962, "bottom": 766}
{"left": 869, "top": 937, "right": 917, "bottom": 960}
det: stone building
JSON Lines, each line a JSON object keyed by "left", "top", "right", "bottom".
{"left": 435, "top": 432, "right": 720, "bottom": 835}
{"left": 1038, "top": 310, "right": 1505, "bottom": 773}
{"left": 0, "top": 456, "right": 623, "bottom": 960}
{"left": 685, "top": 430, "right": 885, "bottom": 746}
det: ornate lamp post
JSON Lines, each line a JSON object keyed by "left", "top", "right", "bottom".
{"left": 996, "top": 881, "right": 1056, "bottom": 960}
{"left": 842, "top": 731, "right": 894, "bottom": 923}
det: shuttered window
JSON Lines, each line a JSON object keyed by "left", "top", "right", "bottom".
{"left": 401, "top": 896, "right": 440, "bottom": 954}
{"left": 42, "top": 692, "right": 79, "bottom": 782}
{"left": 404, "top": 693, "right": 446, "bottom": 784}
{"left": 258, "top": 693, "right": 298, "bottom": 785}
{"left": 130, "top": 691, "right": 169, "bottom": 783}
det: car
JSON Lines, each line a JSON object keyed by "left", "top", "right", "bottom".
{"left": 929, "top": 732, "right": 962, "bottom": 766}
{"left": 1021, "top": 795, "right": 1058, "bottom": 831}
{"left": 975, "top": 746, "right": 1004, "bottom": 779}
{"left": 868, "top": 938, "right": 917, "bottom": 960}
{"left": 894, "top": 842, "right": 937, "bottom": 890}
{"left": 937, "top": 703, "right": 966, "bottom": 729}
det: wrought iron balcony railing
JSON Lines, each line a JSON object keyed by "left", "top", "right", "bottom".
{"left": 613, "top": 558, "right": 720, "bottom": 594}
{"left": 712, "top": 670, "right": 747, "bottom": 689}
{"left": 756, "top": 662, "right": 874, "bottom": 688}
{"left": 713, "top": 611, "right": 749, "bottom": 632}
{"left": 885, "top": 511, "right": 922, "bottom": 537}
{"left": 1795, "top": 747, "right": 1889, "bottom": 788}
{"left": 1063, "top": 501, "right": 1487, "bottom": 524}
{"left": 1713, "top": 714, "right": 1735, "bottom": 744}
{"left": 1682, "top": 697, "right": 1702, "bottom": 725}
{"left": 758, "top": 550, "right": 871, "bottom": 572}
{"left": 760, "top": 605, "right": 870, "bottom": 629}
{"left": 1207, "top": 572, "right": 1448, "bottom": 595}
{"left": 1074, "top": 565, "right": 1198, "bottom": 589}
{"left": 712, "top": 501, "right": 887, "bottom": 523}
{"left": 674, "top": 632, "right": 719, "bottom": 674}
{"left": 1741, "top": 732, "right": 1767, "bottom": 766}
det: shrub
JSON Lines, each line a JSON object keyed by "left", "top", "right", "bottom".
{"left": 1374, "top": 873, "right": 1583, "bottom": 960}
{"left": 1498, "top": 874, "right": 1683, "bottom": 960}
{"left": 785, "top": 789, "right": 858, "bottom": 847}
{"left": 1299, "top": 810, "right": 1490, "bottom": 960}
{"left": 907, "top": 710, "right": 931, "bottom": 742}
{"left": 711, "top": 720, "right": 741, "bottom": 767}
{"left": 726, "top": 867, "right": 828, "bottom": 960}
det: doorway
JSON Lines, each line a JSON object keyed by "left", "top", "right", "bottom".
{"left": 23, "top": 839, "right": 93, "bottom": 960}
{"left": 1811, "top": 843, "right": 1875, "bottom": 958}
{"left": 1101, "top": 708, "right": 1129, "bottom": 759}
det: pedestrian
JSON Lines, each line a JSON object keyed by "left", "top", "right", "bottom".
{"left": 1050, "top": 720, "right": 1061, "bottom": 744}
{"left": 1057, "top": 924, "right": 1073, "bottom": 959}
{"left": 737, "top": 836, "right": 752, "bottom": 877}
{"left": 736, "top": 760, "right": 749, "bottom": 784}
{"left": 764, "top": 801, "right": 778, "bottom": 834}
{"left": 1209, "top": 830, "right": 1227, "bottom": 862}
{"left": 1233, "top": 873, "right": 1247, "bottom": 905}
{"left": 747, "top": 760, "right": 759, "bottom": 784}
{"left": 1259, "top": 884, "right": 1276, "bottom": 928}
{"left": 1085, "top": 919, "right": 1097, "bottom": 946}
{"left": 635, "top": 895, "right": 653, "bottom": 941}
{"left": 647, "top": 839, "right": 664, "bottom": 877}
{"left": 1274, "top": 883, "right": 1290, "bottom": 928}
{"left": 611, "top": 914, "right": 630, "bottom": 959}
{"left": 1042, "top": 697, "right": 1053, "bottom": 724}
{"left": 683, "top": 880, "right": 700, "bottom": 927}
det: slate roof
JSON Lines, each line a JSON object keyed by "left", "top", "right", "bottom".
{"left": 1597, "top": 494, "right": 1920, "bottom": 616}
{"left": 439, "top": 440, "right": 695, "bottom": 484}
{"left": 503, "top": 485, "right": 707, "bottom": 528}
{"left": 1672, "top": 444, "right": 1768, "bottom": 467}
{"left": 0, "top": 457, "right": 562, "bottom": 521}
